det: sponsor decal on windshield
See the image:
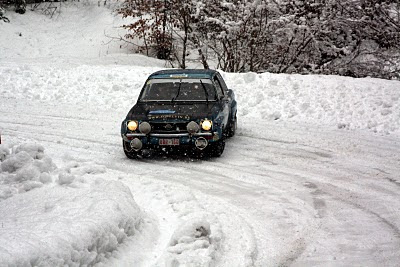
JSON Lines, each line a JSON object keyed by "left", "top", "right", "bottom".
{"left": 169, "top": 74, "right": 188, "bottom": 78}
{"left": 148, "top": 114, "right": 190, "bottom": 120}
{"left": 149, "top": 110, "right": 176, "bottom": 114}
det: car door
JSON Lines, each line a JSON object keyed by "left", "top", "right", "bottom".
{"left": 213, "top": 75, "right": 230, "bottom": 130}
{"left": 217, "top": 73, "right": 236, "bottom": 120}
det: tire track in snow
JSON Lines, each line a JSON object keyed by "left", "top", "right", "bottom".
{"left": 3, "top": 100, "right": 400, "bottom": 266}
{"left": 0, "top": 117, "right": 310, "bottom": 266}
{"left": 1, "top": 124, "right": 118, "bottom": 148}
{"left": 217, "top": 131, "right": 400, "bottom": 265}
{"left": 315, "top": 181, "right": 400, "bottom": 239}
{"left": 300, "top": 181, "right": 400, "bottom": 265}
{"left": 140, "top": 158, "right": 317, "bottom": 266}
{"left": 5, "top": 120, "right": 400, "bottom": 266}
{"left": 121, "top": 159, "right": 259, "bottom": 266}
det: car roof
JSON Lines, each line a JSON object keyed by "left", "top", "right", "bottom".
{"left": 148, "top": 69, "right": 218, "bottom": 79}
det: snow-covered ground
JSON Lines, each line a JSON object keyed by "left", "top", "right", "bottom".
{"left": 1, "top": 2, "right": 400, "bottom": 266}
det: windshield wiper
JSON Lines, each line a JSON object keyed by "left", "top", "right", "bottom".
{"left": 172, "top": 79, "right": 182, "bottom": 102}
{"left": 200, "top": 79, "right": 209, "bottom": 104}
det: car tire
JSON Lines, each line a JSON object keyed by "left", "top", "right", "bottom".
{"left": 227, "top": 113, "right": 237, "bottom": 138}
{"left": 208, "top": 139, "right": 225, "bottom": 157}
{"left": 123, "top": 140, "right": 139, "bottom": 159}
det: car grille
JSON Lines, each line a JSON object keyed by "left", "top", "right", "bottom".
{"left": 150, "top": 122, "right": 188, "bottom": 133}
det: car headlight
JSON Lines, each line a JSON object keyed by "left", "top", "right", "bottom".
{"left": 127, "top": 121, "right": 138, "bottom": 131}
{"left": 139, "top": 121, "right": 151, "bottom": 134}
{"left": 187, "top": 121, "right": 200, "bottom": 134}
{"left": 201, "top": 120, "right": 212, "bottom": 131}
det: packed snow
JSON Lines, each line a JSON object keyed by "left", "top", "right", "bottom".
{"left": 0, "top": 143, "right": 55, "bottom": 199}
{"left": 0, "top": 143, "right": 143, "bottom": 266}
{"left": 1, "top": 2, "right": 400, "bottom": 266}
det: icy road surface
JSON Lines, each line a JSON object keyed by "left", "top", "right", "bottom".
{"left": 1, "top": 97, "right": 400, "bottom": 266}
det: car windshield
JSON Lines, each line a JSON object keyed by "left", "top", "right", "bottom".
{"left": 139, "top": 78, "right": 217, "bottom": 102}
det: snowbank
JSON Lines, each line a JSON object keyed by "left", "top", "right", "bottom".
{"left": 165, "top": 216, "right": 215, "bottom": 266}
{"left": 1, "top": 63, "right": 399, "bottom": 134}
{"left": 0, "top": 143, "right": 143, "bottom": 266}
{"left": 222, "top": 72, "right": 400, "bottom": 134}
{"left": 0, "top": 143, "right": 56, "bottom": 199}
{"left": 0, "top": 63, "right": 159, "bottom": 112}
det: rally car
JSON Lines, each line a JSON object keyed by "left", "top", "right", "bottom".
{"left": 121, "top": 69, "right": 237, "bottom": 158}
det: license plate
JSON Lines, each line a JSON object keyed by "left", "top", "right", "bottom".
{"left": 159, "top": 139, "right": 180, "bottom": 146}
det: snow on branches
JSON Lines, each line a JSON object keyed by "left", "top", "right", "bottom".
{"left": 118, "top": 0, "right": 400, "bottom": 79}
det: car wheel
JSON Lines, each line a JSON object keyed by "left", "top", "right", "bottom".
{"left": 123, "top": 140, "right": 139, "bottom": 159}
{"left": 208, "top": 139, "right": 225, "bottom": 157}
{"left": 227, "top": 114, "right": 237, "bottom": 138}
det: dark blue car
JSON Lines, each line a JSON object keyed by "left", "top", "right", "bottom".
{"left": 121, "top": 69, "right": 237, "bottom": 158}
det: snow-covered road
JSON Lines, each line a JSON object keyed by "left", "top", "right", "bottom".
{"left": 1, "top": 94, "right": 400, "bottom": 266}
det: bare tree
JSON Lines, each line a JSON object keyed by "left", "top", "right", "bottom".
{"left": 118, "top": 0, "right": 400, "bottom": 78}
{"left": 118, "top": 0, "right": 172, "bottom": 59}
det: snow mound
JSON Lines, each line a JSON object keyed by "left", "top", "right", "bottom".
{"left": 164, "top": 216, "right": 215, "bottom": 266}
{"left": 0, "top": 143, "right": 56, "bottom": 199}
{"left": 0, "top": 143, "right": 143, "bottom": 266}
{"left": 0, "top": 64, "right": 159, "bottom": 112}
{"left": 154, "top": 186, "right": 221, "bottom": 266}
{"left": 223, "top": 72, "right": 400, "bottom": 134}
{"left": 1, "top": 63, "right": 399, "bottom": 134}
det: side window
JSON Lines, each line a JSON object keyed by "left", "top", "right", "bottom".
{"left": 213, "top": 76, "right": 224, "bottom": 98}
{"left": 216, "top": 73, "right": 229, "bottom": 94}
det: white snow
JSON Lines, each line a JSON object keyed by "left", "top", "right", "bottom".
{"left": 0, "top": 143, "right": 55, "bottom": 199}
{"left": 0, "top": 143, "right": 144, "bottom": 266}
{"left": 1, "top": 2, "right": 400, "bottom": 266}
{"left": 223, "top": 72, "right": 400, "bottom": 134}
{"left": 1, "top": 63, "right": 399, "bottom": 135}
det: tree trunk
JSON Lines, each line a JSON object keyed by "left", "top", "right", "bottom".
{"left": 181, "top": 19, "right": 188, "bottom": 69}
{"left": 198, "top": 47, "right": 209, "bottom": 69}
{"left": 192, "top": 38, "right": 209, "bottom": 69}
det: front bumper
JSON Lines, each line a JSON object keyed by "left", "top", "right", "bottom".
{"left": 122, "top": 132, "right": 219, "bottom": 146}
{"left": 126, "top": 132, "right": 212, "bottom": 138}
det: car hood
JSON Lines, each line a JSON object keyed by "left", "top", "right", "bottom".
{"left": 127, "top": 102, "right": 219, "bottom": 121}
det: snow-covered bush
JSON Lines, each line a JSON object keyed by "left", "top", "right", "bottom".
{"left": 118, "top": 0, "right": 400, "bottom": 79}
{"left": 0, "top": 2, "right": 10, "bottom": 23}
{"left": 0, "top": 0, "right": 26, "bottom": 15}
